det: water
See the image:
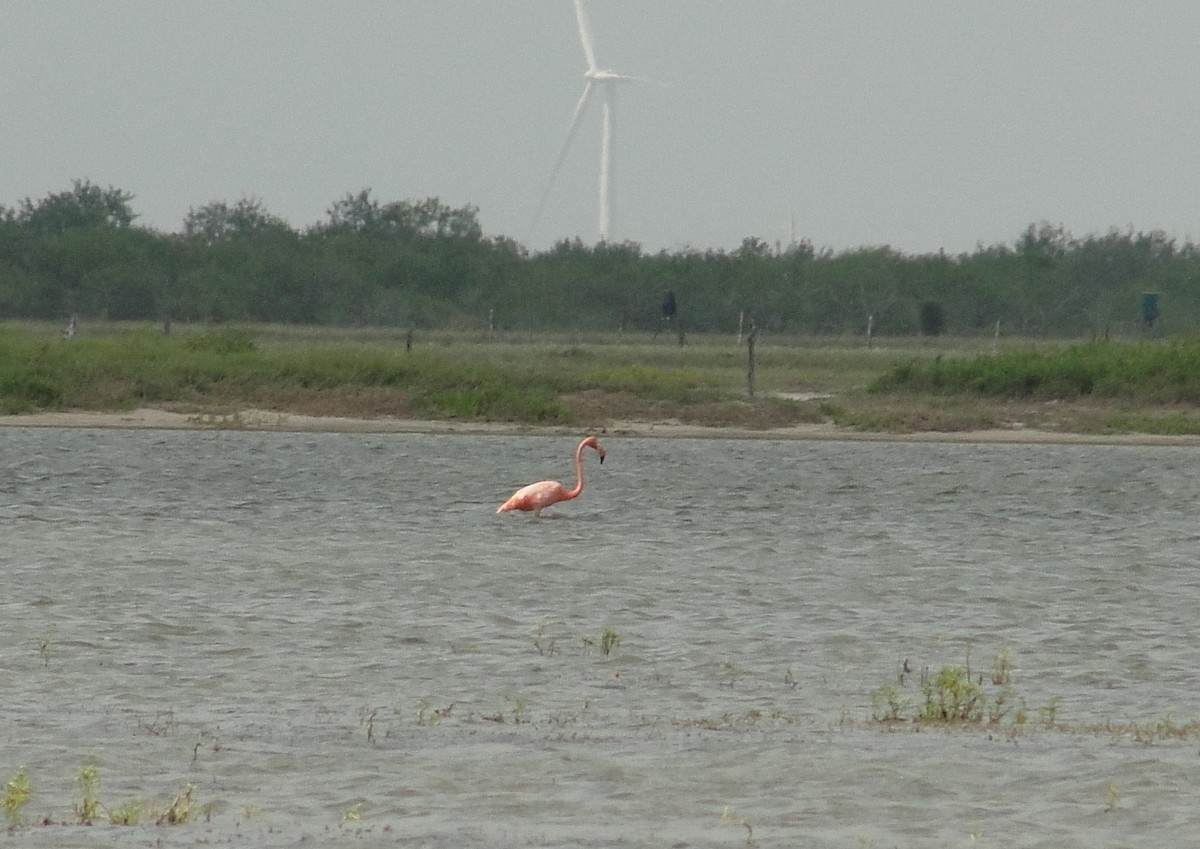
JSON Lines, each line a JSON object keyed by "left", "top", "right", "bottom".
{"left": 3, "top": 428, "right": 1200, "bottom": 847}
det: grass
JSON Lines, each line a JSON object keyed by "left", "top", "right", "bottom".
{"left": 74, "top": 757, "right": 102, "bottom": 825}
{"left": 0, "top": 757, "right": 261, "bottom": 833}
{"left": 872, "top": 338, "right": 1200, "bottom": 404}
{"left": 3, "top": 769, "right": 30, "bottom": 826}
{"left": 10, "top": 638, "right": 1197, "bottom": 838}
{"left": 0, "top": 324, "right": 576, "bottom": 423}
{"left": 869, "top": 647, "right": 1035, "bottom": 730}
{"left": 0, "top": 757, "right": 207, "bottom": 831}
{"left": 4, "top": 321, "right": 1200, "bottom": 435}
{"left": 581, "top": 626, "right": 622, "bottom": 656}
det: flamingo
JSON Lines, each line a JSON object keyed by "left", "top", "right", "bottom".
{"left": 497, "top": 436, "right": 606, "bottom": 517}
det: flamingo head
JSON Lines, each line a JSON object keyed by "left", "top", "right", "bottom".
{"left": 584, "top": 435, "right": 606, "bottom": 464}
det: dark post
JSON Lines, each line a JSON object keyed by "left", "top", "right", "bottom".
{"left": 746, "top": 322, "right": 759, "bottom": 399}
{"left": 1141, "top": 292, "right": 1160, "bottom": 332}
{"left": 655, "top": 290, "right": 682, "bottom": 342}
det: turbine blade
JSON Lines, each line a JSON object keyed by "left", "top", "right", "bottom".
{"left": 605, "top": 73, "right": 666, "bottom": 87}
{"left": 574, "top": 0, "right": 598, "bottom": 73}
{"left": 529, "top": 81, "right": 595, "bottom": 241}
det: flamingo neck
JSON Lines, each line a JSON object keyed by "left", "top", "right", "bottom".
{"left": 566, "top": 440, "right": 588, "bottom": 499}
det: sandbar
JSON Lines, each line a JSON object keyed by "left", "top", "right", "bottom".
{"left": 2, "top": 407, "right": 1200, "bottom": 446}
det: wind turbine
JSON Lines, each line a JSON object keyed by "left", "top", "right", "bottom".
{"left": 531, "top": 0, "right": 643, "bottom": 244}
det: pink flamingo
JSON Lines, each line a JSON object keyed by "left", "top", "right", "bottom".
{"left": 497, "top": 436, "right": 606, "bottom": 517}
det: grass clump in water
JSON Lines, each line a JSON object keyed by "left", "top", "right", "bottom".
{"left": 870, "top": 647, "right": 1038, "bottom": 730}
{"left": 582, "top": 626, "right": 621, "bottom": 656}
{"left": 919, "top": 665, "right": 986, "bottom": 724}
{"left": 74, "top": 758, "right": 102, "bottom": 825}
{"left": 3, "top": 768, "right": 31, "bottom": 826}
{"left": 154, "top": 783, "right": 194, "bottom": 826}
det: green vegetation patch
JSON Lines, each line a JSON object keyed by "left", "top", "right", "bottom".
{"left": 0, "top": 327, "right": 576, "bottom": 424}
{"left": 871, "top": 339, "right": 1200, "bottom": 403}
{"left": 582, "top": 362, "right": 725, "bottom": 403}
{"left": 1106, "top": 410, "right": 1200, "bottom": 435}
{"left": 869, "top": 647, "right": 1046, "bottom": 731}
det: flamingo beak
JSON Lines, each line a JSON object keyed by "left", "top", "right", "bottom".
{"left": 599, "top": 451, "right": 606, "bottom": 464}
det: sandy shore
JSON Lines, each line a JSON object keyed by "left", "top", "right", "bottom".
{"left": 3, "top": 406, "right": 1200, "bottom": 446}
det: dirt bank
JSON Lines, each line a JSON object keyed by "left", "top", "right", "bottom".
{"left": 4, "top": 407, "right": 1200, "bottom": 446}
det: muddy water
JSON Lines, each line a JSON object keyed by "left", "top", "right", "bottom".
{"left": 3, "top": 428, "right": 1200, "bottom": 847}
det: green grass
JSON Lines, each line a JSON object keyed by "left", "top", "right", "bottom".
{"left": 3, "top": 768, "right": 30, "bottom": 826}
{"left": 6, "top": 321, "right": 1200, "bottom": 434}
{"left": 0, "top": 325, "right": 579, "bottom": 423}
{"left": 870, "top": 648, "right": 1036, "bottom": 731}
{"left": 871, "top": 338, "right": 1200, "bottom": 403}
{"left": 1, "top": 322, "right": 852, "bottom": 424}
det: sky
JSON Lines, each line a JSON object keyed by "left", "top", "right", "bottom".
{"left": 5, "top": 1, "right": 1200, "bottom": 256}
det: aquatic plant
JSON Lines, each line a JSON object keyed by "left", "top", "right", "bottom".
{"left": 599, "top": 627, "right": 620, "bottom": 656}
{"left": 108, "top": 800, "right": 142, "bottom": 826}
{"left": 3, "top": 768, "right": 30, "bottom": 826}
{"left": 720, "top": 805, "right": 756, "bottom": 846}
{"left": 532, "top": 616, "right": 560, "bottom": 656}
{"left": 415, "top": 700, "right": 454, "bottom": 726}
{"left": 501, "top": 692, "right": 529, "bottom": 724}
{"left": 138, "top": 708, "right": 175, "bottom": 736}
{"left": 677, "top": 708, "right": 798, "bottom": 732}
{"left": 74, "top": 757, "right": 101, "bottom": 825}
{"left": 920, "top": 665, "right": 983, "bottom": 723}
{"left": 867, "top": 647, "right": 1052, "bottom": 731}
{"left": 1105, "top": 783, "right": 1121, "bottom": 813}
{"left": 191, "top": 734, "right": 213, "bottom": 765}
{"left": 37, "top": 633, "right": 53, "bottom": 667}
{"left": 719, "top": 661, "right": 747, "bottom": 688}
{"left": 991, "top": 644, "right": 1014, "bottom": 685}
{"left": 358, "top": 707, "right": 378, "bottom": 744}
{"left": 1038, "top": 697, "right": 1060, "bottom": 728}
{"left": 869, "top": 682, "right": 907, "bottom": 722}
{"left": 155, "top": 783, "right": 194, "bottom": 825}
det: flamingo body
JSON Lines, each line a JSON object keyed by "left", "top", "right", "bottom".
{"left": 497, "top": 436, "right": 605, "bottom": 517}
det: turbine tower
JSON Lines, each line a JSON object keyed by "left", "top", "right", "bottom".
{"left": 531, "top": 0, "right": 641, "bottom": 244}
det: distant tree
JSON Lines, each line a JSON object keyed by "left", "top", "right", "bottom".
{"left": 316, "top": 190, "right": 482, "bottom": 243}
{"left": 321, "top": 189, "right": 381, "bottom": 234}
{"left": 17, "top": 179, "right": 136, "bottom": 234}
{"left": 183, "top": 197, "right": 292, "bottom": 242}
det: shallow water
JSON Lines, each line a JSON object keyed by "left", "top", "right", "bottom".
{"left": 3, "top": 428, "right": 1200, "bottom": 846}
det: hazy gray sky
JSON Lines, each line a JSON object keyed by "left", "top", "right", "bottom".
{"left": 5, "top": 2, "right": 1200, "bottom": 255}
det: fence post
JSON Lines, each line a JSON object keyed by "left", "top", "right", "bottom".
{"left": 746, "top": 322, "right": 759, "bottom": 399}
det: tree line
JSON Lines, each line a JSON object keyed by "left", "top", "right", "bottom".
{"left": 1, "top": 179, "right": 1196, "bottom": 338}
